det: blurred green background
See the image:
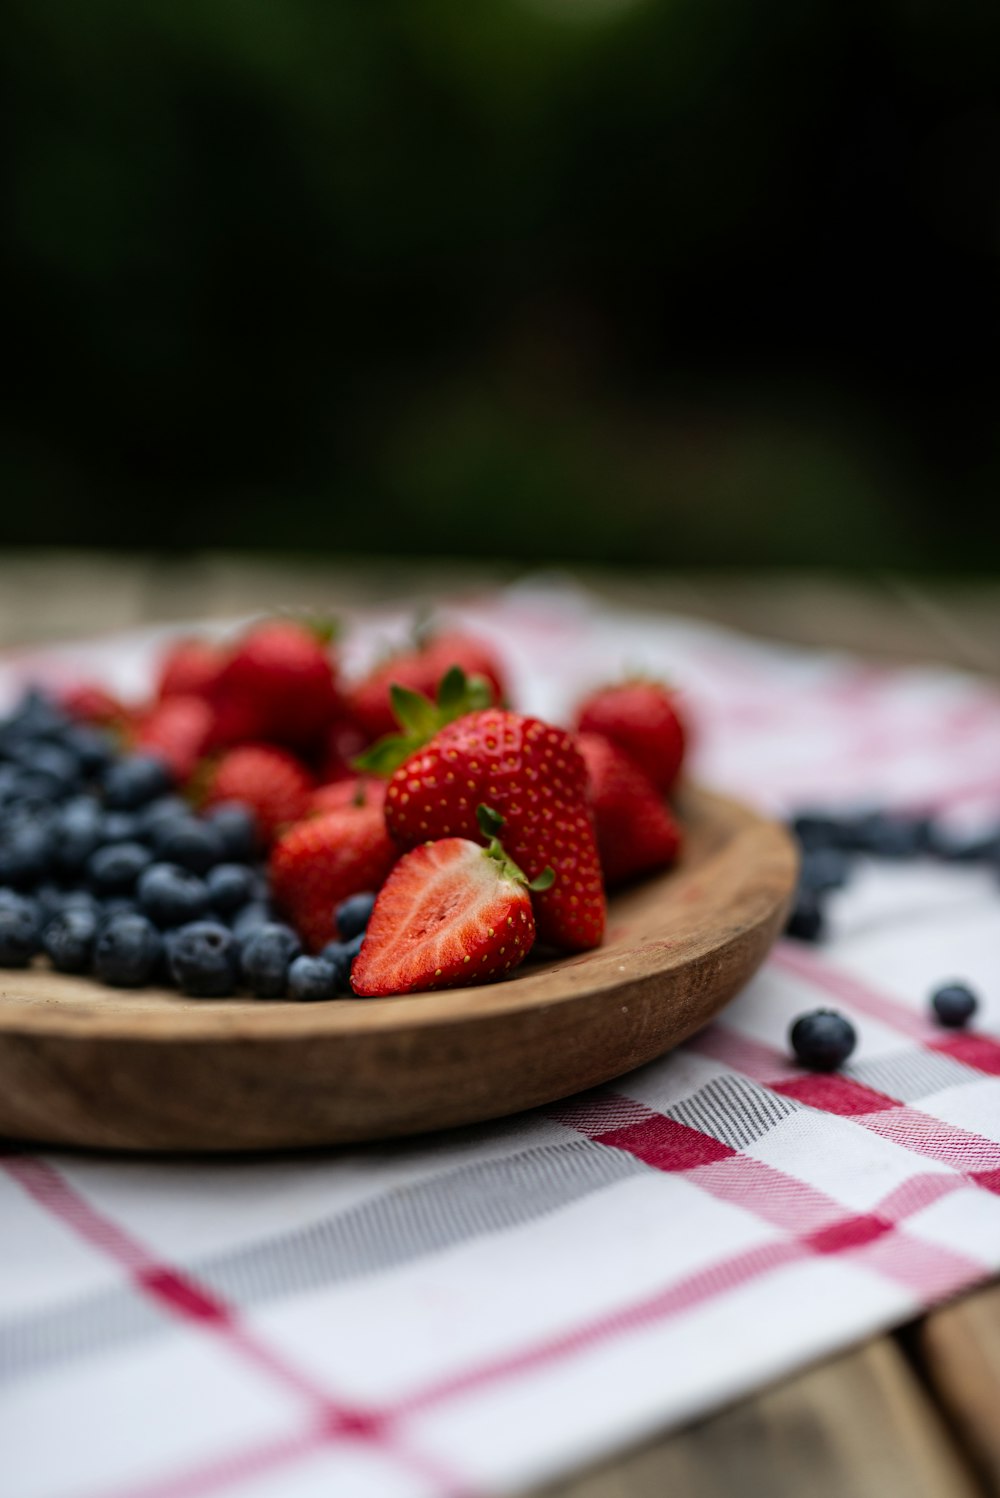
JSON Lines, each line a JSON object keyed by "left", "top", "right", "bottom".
{"left": 3, "top": 0, "right": 999, "bottom": 568}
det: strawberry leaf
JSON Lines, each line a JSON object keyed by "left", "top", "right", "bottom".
{"left": 353, "top": 733, "right": 421, "bottom": 777}
{"left": 389, "top": 683, "right": 439, "bottom": 738}
{"left": 476, "top": 804, "right": 506, "bottom": 841}
{"left": 528, "top": 867, "right": 556, "bottom": 892}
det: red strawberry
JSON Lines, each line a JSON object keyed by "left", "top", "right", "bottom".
{"left": 156, "top": 638, "right": 226, "bottom": 701}
{"left": 135, "top": 696, "right": 214, "bottom": 784}
{"left": 384, "top": 709, "right": 605, "bottom": 952}
{"left": 351, "top": 835, "right": 538, "bottom": 996}
{"left": 310, "top": 776, "right": 386, "bottom": 818}
{"left": 61, "top": 682, "right": 129, "bottom": 728}
{"left": 208, "top": 618, "right": 341, "bottom": 751}
{"left": 576, "top": 680, "right": 686, "bottom": 793}
{"left": 270, "top": 807, "right": 396, "bottom": 952}
{"left": 576, "top": 732, "right": 682, "bottom": 887}
{"left": 202, "top": 744, "right": 313, "bottom": 843}
{"left": 318, "top": 713, "right": 371, "bottom": 784}
{"left": 348, "top": 630, "right": 506, "bottom": 741}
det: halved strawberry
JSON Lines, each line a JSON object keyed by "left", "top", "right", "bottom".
{"left": 270, "top": 805, "right": 397, "bottom": 951}
{"left": 347, "top": 629, "right": 506, "bottom": 741}
{"left": 351, "top": 830, "right": 542, "bottom": 996}
{"left": 208, "top": 617, "right": 341, "bottom": 752}
{"left": 576, "top": 732, "right": 682, "bottom": 886}
{"left": 576, "top": 680, "right": 686, "bottom": 793}
{"left": 202, "top": 743, "right": 313, "bottom": 843}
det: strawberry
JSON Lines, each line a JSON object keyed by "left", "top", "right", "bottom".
{"left": 382, "top": 706, "right": 605, "bottom": 952}
{"left": 351, "top": 832, "right": 541, "bottom": 996}
{"left": 208, "top": 618, "right": 341, "bottom": 751}
{"left": 61, "top": 682, "right": 129, "bottom": 729}
{"left": 156, "top": 638, "right": 226, "bottom": 701}
{"left": 576, "top": 732, "right": 682, "bottom": 887}
{"left": 310, "top": 776, "right": 386, "bottom": 818}
{"left": 134, "top": 695, "right": 214, "bottom": 784}
{"left": 270, "top": 806, "right": 397, "bottom": 952}
{"left": 575, "top": 680, "right": 686, "bottom": 793}
{"left": 348, "top": 629, "right": 506, "bottom": 741}
{"left": 202, "top": 744, "right": 313, "bottom": 843}
{"left": 318, "top": 713, "right": 371, "bottom": 784}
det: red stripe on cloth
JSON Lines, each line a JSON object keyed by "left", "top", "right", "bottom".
{"left": 931, "top": 1032, "right": 1000, "bottom": 1076}
{"left": 592, "top": 1114, "right": 733, "bottom": 1169}
{"left": 2, "top": 1156, "right": 475, "bottom": 1498}
{"left": 773, "top": 1074, "right": 898, "bottom": 1116}
{"left": 805, "top": 1214, "right": 891, "bottom": 1254}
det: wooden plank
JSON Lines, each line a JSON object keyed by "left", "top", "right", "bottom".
{"left": 916, "top": 1283, "right": 1000, "bottom": 1494}
{"left": 535, "top": 1338, "right": 982, "bottom": 1498}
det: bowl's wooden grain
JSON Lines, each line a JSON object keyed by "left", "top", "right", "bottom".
{"left": 0, "top": 786, "right": 797, "bottom": 1152}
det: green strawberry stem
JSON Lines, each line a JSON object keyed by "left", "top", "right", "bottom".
{"left": 477, "top": 804, "right": 555, "bottom": 891}
{"left": 353, "top": 666, "right": 496, "bottom": 777}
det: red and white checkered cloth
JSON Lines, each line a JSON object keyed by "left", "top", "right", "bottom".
{"left": 3, "top": 582, "right": 999, "bottom": 1498}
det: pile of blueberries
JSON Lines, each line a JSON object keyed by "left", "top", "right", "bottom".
{"left": 0, "top": 688, "right": 372, "bottom": 1000}
{"left": 786, "top": 806, "right": 1000, "bottom": 943}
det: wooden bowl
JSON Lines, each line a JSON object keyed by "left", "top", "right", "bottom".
{"left": 0, "top": 786, "right": 796, "bottom": 1153}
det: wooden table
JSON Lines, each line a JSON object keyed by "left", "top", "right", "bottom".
{"left": 3, "top": 552, "right": 999, "bottom": 1498}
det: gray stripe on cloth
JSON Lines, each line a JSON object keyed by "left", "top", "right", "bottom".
{"left": 847, "top": 1049, "right": 977, "bottom": 1103}
{"left": 663, "top": 1074, "right": 799, "bottom": 1150}
{"left": 0, "top": 1137, "right": 643, "bottom": 1386}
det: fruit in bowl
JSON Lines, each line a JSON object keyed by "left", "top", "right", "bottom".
{"left": 0, "top": 613, "right": 689, "bottom": 1002}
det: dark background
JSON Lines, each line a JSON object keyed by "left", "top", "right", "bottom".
{"left": 4, "top": 0, "right": 999, "bottom": 568}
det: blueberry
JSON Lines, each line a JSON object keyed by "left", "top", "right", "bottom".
{"left": 169, "top": 921, "right": 238, "bottom": 998}
{"left": 101, "top": 811, "right": 142, "bottom": 845}
{"left": 334, "top": 892, "right": 376, "bottom": 942}
{"left": 932, "top": 826, "right": 1000, "bottom": 864}
{"left": 136, "top": 795, "right": 191, "bottom": 841}
{"left": 138, "top": 863, "right": 212, "bottom": 929}
{"left": 241, "top": 922, "right": 301, "bottom": 998}
{"left": 287, "top": 955, "right": 339, "bottom": 1002}
{"left": 789, "top": 1009, "right": 857, "bottom": 1071}
{"left": 7, "top": 688, "right": 69, "bottom": 741}
{"left": 52, "top": 797, "right": 104, "bottom": 876}
{"left": 0, "top": 815, "right": 53, "bottom": 888}
{"left": 785, "top": 890, "right": 824, "bottom": 942}
{"left": 103, "top": 754, "right": 173, "bottom": 810}
{"left": 207, "top": 863, "right": 256, "bottom": 916}
{"left": 93, "top": 912, "right": 162, "bottom": 988}
{"left": 0, "top": 891, "right": 42, "bottom": 966}
{"left": 320, "top": 931, "right": 365, "bottom": 992}
{"left": 88, "top": 840, "right": 153, "bottom": 896}
{"left": 100, "top": 895, "right": 139, "bottom": 921}
{"left": 231, "top": 901, "right": 274, "bottom": 942}
{"left": 852, "top": 812, "right": 922, "bottom": 859}
{"left": 930, "top": 982, "right": 978, "bottom": 1029}
{"left": 791, "top": 813, "right": 845, "bottom": 852}
{"left": 62, "top": 724, "right": 116, "bottom": 777}
{"left": 26, "top": 742, "right": 82, "bottom": 797}
{"left": 202, "top": 801, "right": 259, "bottom": 863}
{"left": 43, "top": 907, "right": 99, "bottom": 973}
{"left": 151, "top": 816, "right": 224, "bottom": 874}
{"left": 799, "top": 849, "right": 851, "bottom": 895}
